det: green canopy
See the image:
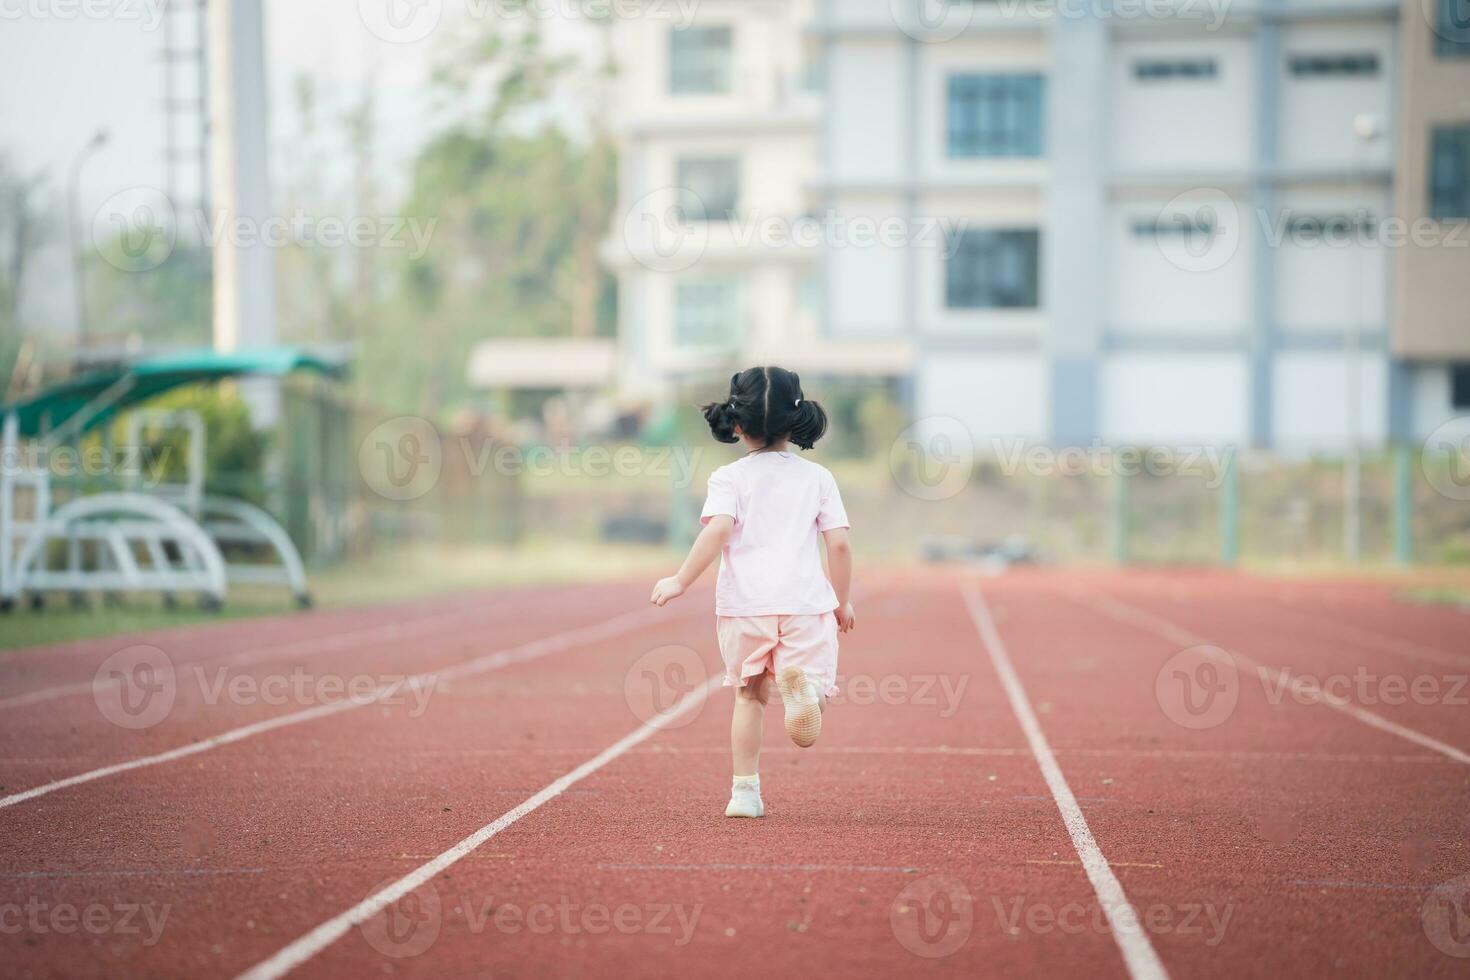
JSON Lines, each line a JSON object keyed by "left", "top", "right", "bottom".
{"left": 2, "top": 347, "right": 345, "bottom": 440}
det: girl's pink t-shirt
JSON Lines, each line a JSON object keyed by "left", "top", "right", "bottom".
{"left": 699, "top": 451, "right": 850, "bottom": 618}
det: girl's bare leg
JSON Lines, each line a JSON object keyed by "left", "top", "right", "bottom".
{"left": 731, "top": 673, "right": 770, "bottom": 776}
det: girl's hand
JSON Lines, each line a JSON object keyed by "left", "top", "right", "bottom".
{"left": 834, "top": 601, "right": 856, "bottom": 633}
{"left": 650, "top": 576, "right": 685, "bottom": 606}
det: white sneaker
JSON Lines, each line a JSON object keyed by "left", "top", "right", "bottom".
{"left": 725, "top": 776, "right": 764, "bottom": 818}
{"left": 778, "top": 667, "right": 822, "bottom": 748}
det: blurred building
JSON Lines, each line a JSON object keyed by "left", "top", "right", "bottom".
{"left": 605, "top": 0, "right": 1470, "bottom": 450}
{"left": 600, "top": 0, "right": 913, "bottom": 403}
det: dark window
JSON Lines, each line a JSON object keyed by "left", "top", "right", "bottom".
{"left": 1288, "top": 52, "right": 1380, "bottom": 76}
{"left": 947, "top": 75, "right": 1045, "bottom": 158}
{"left": 1134, "top": 59, "right": 1218, "bottom": 81}
{"left": 1454, "top": 365, "right": 1470, "bottom": 409}
{"left": 1437, "top": 0, "right": 1470, "bottom": 58}
{"left": 1132, "top": 216, "right": 1215, "bottom": 238}
{"left": 676, "top": 158, "right": 740, "bottom": 222}
{"left": 945, "top": 229, "right": 1040, "bottom": 309}
{"left": 670, "top": 26, "right": 732, "bottom": 94}
{"left": 1430, "top": 126, "right": 1470, "bottom": 219}
{"left": 1282, "top": 214, "right": 1377, "bottom": 239}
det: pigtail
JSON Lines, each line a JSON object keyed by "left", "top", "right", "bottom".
{"left": 701, "top": 399, "right": 740, "bottom": 444}
{"left": 788, "top": 398, "right": 828, "bottom": 450}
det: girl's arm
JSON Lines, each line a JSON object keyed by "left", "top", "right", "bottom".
{"left": 823, "top": 527, "right": 855, "bottom": 632}
{"left": 650, "top": 515, "right": 735, "bottom": 606}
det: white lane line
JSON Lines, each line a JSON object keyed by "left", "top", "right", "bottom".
{"left": 0, "top": 598, "right": 507, "bottom": 712}
{"left": 1251, "top": 600, "right": 1470, "bottom": 670}
{"left": 1072, "top": 588, "right": 1470, "bottom": 767}
{"left": 235, "top": 673, "right": 723, "bottom": 980}
{"left": 962, "top": 583, "right": 1170, "bottom": 980}
{"left": 0, "top": 606, "right": 678, "bottom": 811}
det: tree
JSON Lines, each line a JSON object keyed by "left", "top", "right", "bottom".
{"left": 0, "top": 155, "right": 50, "bottom": 400}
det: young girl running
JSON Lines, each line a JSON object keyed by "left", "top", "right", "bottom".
{"left": 650, "top": 366, "right": 854, "bottom": 819}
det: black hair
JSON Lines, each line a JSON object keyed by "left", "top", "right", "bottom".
{"left": 701, "top": 366, "right": 828, "bottom": 451}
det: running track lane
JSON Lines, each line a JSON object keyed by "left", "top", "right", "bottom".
{"left": 0, "top": 585, "right": 726, "bottom": 976}
{"left": 5, "top": 576, "right": 1130, "bottom": 979}
{"left": 970, "top": 571, "right": 1470, "bottom": 979}
{"left": 0, "top": 584, "right": 667, "bottom": 794}
{"left": 4, "top": 570, "right": 1469, "bottom": 977}
{"left": 234, "top": 580, "right": 1146, "bottom": 979}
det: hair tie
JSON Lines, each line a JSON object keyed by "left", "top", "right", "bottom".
{"left": 795, "top": 399, "right": 801, "bottom": 407}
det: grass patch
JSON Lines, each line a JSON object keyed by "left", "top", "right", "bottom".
{"left": 0, "top": 540, "right": 676, "bottom": 653}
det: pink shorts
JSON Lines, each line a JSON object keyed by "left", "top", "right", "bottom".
{"left": 716, "top": 613, "right": 840, "bottom": 699}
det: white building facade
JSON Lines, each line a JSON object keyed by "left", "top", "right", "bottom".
{"left": 602, "top": 0, "right": 913, "bottom": 405}
{"left": 606, "top": 0, "right": 1470, "bottom": 449}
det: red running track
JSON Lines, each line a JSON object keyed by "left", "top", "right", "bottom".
{"left": 0, "top": 568, "right": 1467, "bottom": 979}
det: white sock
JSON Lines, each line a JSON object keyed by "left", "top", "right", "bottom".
{"left": 732, "top": 774, "right": 760, "bottom": 790}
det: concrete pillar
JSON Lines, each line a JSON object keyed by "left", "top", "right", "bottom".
{"left": 208, "top": 0, "right": 278, "bottom": 425}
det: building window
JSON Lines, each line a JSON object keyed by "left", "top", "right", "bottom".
{"left": 1452, "top": 365, "right": 1470, "bottom": 408}
{"left": 947, "top": 75, "right": 1045, "bottom": 158}
{"left": 1281, "top": 213, "right": 1377, "bottom": 240}
{"left": 1287, "top": 53, "right": 1380, "bottom": 76}
{"left": 1133, "top": 59, "right": 1218, "bottom": 81}
{"left": 1430, "top": 126, "right": 1470, "bottom": 219}
{"left": 670, "top": 26, "right": 732, "bottom": 94}
{"left": 675, "top": 279, "right": 740, "bottom": 347}
{"left": 1132, "top": 215, "right": 1216, "bottom": 238}
{"left": 675, "top": 158, "right": 740, "bottom": 222}
{"left": 945, "top": 230, "right": 1040, "bottom": 309}
{"left": 1436, "top": 0, "right": 1470, "bottom": 58}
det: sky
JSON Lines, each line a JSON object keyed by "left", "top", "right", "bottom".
{"left": 0, "top": 0, "right": 599, "bottom": 332}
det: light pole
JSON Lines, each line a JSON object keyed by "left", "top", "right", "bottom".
{"left": 66, "top": 129, "right": 109, "bottom": 347}
{"left": 1345, "top": 112, "right": 1381, "bottom": 563}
